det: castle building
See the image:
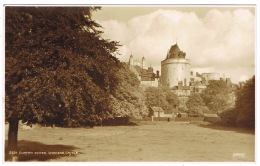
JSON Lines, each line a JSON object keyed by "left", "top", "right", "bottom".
{"left": 128, "top": 43, "right": 236, "bottom": 100}
{"left": 201, "top": 73, "right": 220, "bottom": 85}
{"left": 161, "top": 43, "right": 191, "bottom": 96}
{"left": 128, "top": 54, "right": 159, "bottom": 87}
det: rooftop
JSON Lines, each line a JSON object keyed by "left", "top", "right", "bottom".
{"left": 165, "top": 43, "right": 186, "bottom": 60}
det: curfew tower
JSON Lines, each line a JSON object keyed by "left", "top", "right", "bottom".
{"left": 161, "top": 43, "right": 190, "bottom": 88}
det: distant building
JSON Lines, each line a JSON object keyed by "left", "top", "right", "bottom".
{"left": 202, "top": 73, "right": 220, "bottom": 83}
{"left": 128, "top": 42, "right": 238, "bottom": 110}
{"left": 190, "top": 71, "right": 202, "bottom": 82}
{"left": 159, "top": 43, "right": 238, "bottom": 97}
{"left": 148, "top": 106, "right": 164, "bottom": 117}
{"left": 128, "top": 54, "right": 159, "bottom": 87}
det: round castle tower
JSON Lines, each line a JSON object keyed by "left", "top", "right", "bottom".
{"left": 161, "top": 43, "right": 190, "bottom": 88}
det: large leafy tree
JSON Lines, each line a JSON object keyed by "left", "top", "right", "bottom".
{"left": 201, "top": 80, "right": 230, "bottom": 114}
{"left": 108, "top": 63, "right": 148, "bottom": 119}
{"left": 219, "top": 76, "right": 255, "bottom": 128}
{"left": 5, "top": 7, "right": 120, "bottom": 151}
{"left": 186, "top": 93, "right": 211, "bottom": 116}
{"left": 235, "top": 76, "right": 255, "bottom": 128}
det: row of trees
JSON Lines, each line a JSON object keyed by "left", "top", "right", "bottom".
{"left": 143, "top": 80, "right": 235, "bottom": 118}
{"left": 186, "top": 80, "right": 231, "bottom": 116}
{"left": 186, "top": 77, "right": 255, "bottom": 128}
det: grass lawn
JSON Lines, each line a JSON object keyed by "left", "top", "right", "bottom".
{"left": 5, "top": 121, "right": 255, "bottom": 162}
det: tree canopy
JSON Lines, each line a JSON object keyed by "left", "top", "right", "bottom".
{"left": 5, "top": 7, "right": 121, "bottom": 127}
{"left": 145, "top": 86, "right": 180, "bottom": 114}
{"left": 108, "top": 63, "right": 148, "bottom": 119}
{"left": 201, "top": 80, "right": 230, "bottom": 114}
{"left": 219, "top": 76, "right": 255, "bottom": 128}
{"left": 186, "top": 93, "right": 211, "bottom": 117}
{"left": 235, "top": 76, "right": 255, "bottom": 127}
{"left": 5, "top": 7, "right": 152, "bottom": 153}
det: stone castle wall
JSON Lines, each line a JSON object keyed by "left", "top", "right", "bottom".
{"left": 161, "top": 58, "right": 190, "bottom": 88}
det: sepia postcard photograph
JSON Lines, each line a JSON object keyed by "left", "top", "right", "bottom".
{"left": 1, "top": 1, "right": 258, "bottom": 164}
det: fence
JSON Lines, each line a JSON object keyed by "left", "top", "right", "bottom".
{"left": 116, "top": 116, "right": 220, "bottom": 125}
{"left": 133, "top": 117, "right": 205, "bottom": 122}
{"left": 175, "top": 117, "right": 205, "bottom": 122}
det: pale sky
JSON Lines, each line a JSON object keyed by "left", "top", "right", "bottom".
{"left": 94, "top": 6, "right": 255, "bottom": 84}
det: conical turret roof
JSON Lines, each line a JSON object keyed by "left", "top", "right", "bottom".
{"left": 169, "top": 44, "right": 180, "bottom": 55}
{"left": 165, "top": 43, "right": 186, "bottom": 59}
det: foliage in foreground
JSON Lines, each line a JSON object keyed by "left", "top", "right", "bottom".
{"left": 5, "top": 7, "right": 149, "bottom": 152}
{"left": 219, "top": 76, "right": 255, "bottom": 128}
{"left": 5, "top": 7, "right": 144, "bottom": 128}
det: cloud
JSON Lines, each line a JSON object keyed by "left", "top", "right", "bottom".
{"left": 97, "top": 8, "right": 255, "bottom": 83}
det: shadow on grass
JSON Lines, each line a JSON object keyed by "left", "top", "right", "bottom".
{"left": 100, "top": 120, "right": 139, "bottom": 127}
{"left": 126, "top": 121, "right": 139, "bottom": 126}
{"left": 197, "top": 123, "right": 255, "bottom": 135}
{"left": 5, "top": 140, "right": 79, "bottom": 162}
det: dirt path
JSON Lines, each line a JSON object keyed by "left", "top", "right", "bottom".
{"left": 5, "top": 122, "right": 255, "bottom": 162}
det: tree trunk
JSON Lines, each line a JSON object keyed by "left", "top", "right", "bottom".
{"left": 8, "top": 119, "right": 19, "bottom": 151}
{"left": 7, "top": 118, "right": 19, "bottom": 161}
